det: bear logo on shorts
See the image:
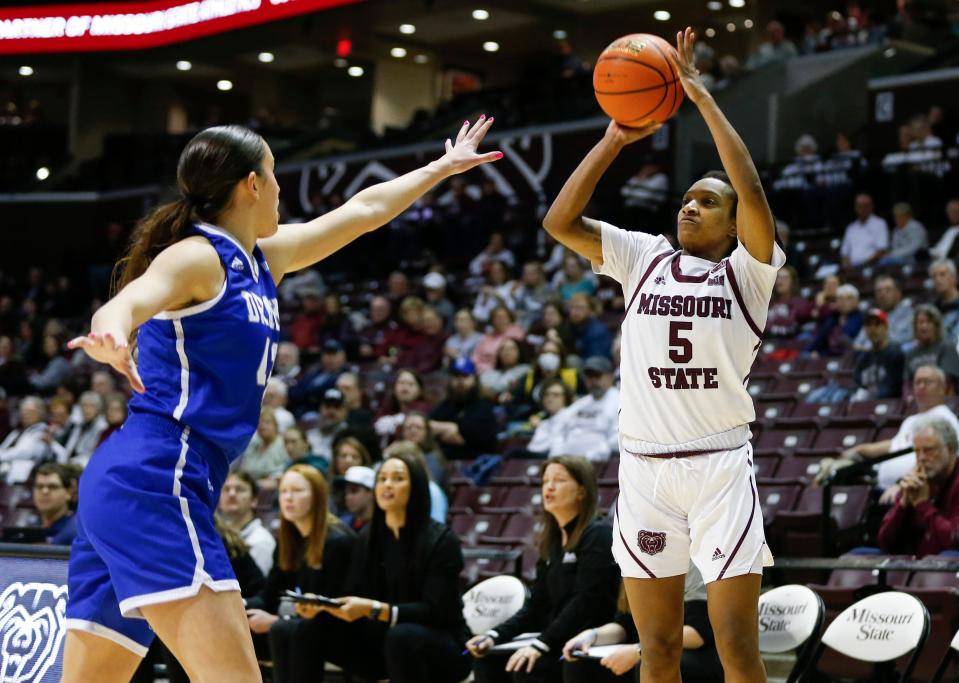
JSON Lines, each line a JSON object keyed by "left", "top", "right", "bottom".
{"left": 637, "top": 530, "right": 666, "bottom": 556}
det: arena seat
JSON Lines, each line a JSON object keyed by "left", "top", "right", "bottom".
{"left": 486, "top": 487, "right": 542, "bottom": 514}
{"left": 757, "top": 482, "right": 802, "bottom": 527}
{"left": 789, "top": 401, "right": 841, "bottom": 420}
{"left": 0, "top": 483, "right": 32, "bottom": 511}
{"left": 757, "top": 584, "right": 825, "bottom": 683}
{"left": 756, "top": 427, "right": 817, "bottom": 452}
{"left": 490, "top": 458, "right": 542, "bottom": 485}
{"left": 597, "top": 486, "right": 618, "bottom": 513}
{"left": 449, "top": 486, "right": 507, "bottom": 514}
{"left": 774, "top": 485, "right": 872, "bottom": 556}
{"left": 931, "top": 628, "right": 959, "bottom": 683}
{"left": 900, "top": 587, "right": 959, "bottom": 682}
{"left": 478, "top": 513, "right": 539, "bottom": 546}
{"left": 845, "top": 398, "right": 904, "bottom": 419}
{"left": 451, "top": 513, "right": 507, "bottom": 546}
{"left": 462, "top": 575, "right": 527, "bottom": 635}
{"left": 598, "top": 458, "right": 619, "bottom": 486}
{"left": 753, "top": 452, "right": 781, "bottom": 479}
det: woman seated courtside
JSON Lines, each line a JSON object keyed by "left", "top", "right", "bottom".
{"left": 468, "top": 455, "right": 619, "bottom": 683}
{"left": 243, "top": 464, "right": 355, "bottom": 677}
{"left": 560, "top": 566, "right": 722, "bottom": 683}
{"left": 274, "top": 450, "right": 472, "bottom": 683}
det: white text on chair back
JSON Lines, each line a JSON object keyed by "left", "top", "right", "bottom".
{"left": 821, "top": 591, "right": 928, "bottom": 662}
{"left": 462, "top": 575, "right": 526, "bottom": 635}
{"left": 758, "top": 585, "right": 822, "bottom": 653}
{"left": 952, "top": 628, "right": 959, "bottom": 652}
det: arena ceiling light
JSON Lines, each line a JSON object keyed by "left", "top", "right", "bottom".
{"left": 175, "top": 60, "right": 191, "bottom": 71}
{"left": 399, "top": 23, "right": 415, "bottom": 34}
{"left": 217, "top": 79, "right": 233, "bottom": 91}
{"left": 18, "top": 65, "right": 33, "bottom": 76}
{"left": 413, "top": 54, "right": 428, "bottom": 64}
{"left": 482, "top": 41, "right": 499, "bottom": 52}
{"left": 726, "top": 22, "right": 736, "bottom": 31}
{"left": 472, "top": 9, "right": 489, "bottom": 20}
{"left": 707, "top": 1, "right": 722, "bottom": 9}
{"left": 728, "top": 0, "right": 745, "bottom": 6}
{"left": 257, "top": 52, "right": 274, "bottom": 63}
{"left": 347, "top": 65, "right": 364, "bottom": 76}
{"left": 654, "top": 10, "right": 671, "bottom": 21}
{"left": 705, "top": 27, "right": 716, "bottom": 37}
{"left": 390, "top": 47, "right": 407, "bottom": 58}
{"left": 743, "top": 19, "right": 753, "bottom": 28}
{"left": 553, "top": 29, "right": 567, "bottom": 40}
{"left": 36, "top": 166, "right": 49, "bottom": 180}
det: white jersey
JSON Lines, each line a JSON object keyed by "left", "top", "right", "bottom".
{"left": 593, "top": 222, "right": 785, "bottom": 456}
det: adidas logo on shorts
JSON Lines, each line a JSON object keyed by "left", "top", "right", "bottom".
{"left": 712, "top": 547, "right": 726, "bottom": 561}
{"left": 231, "top": 256, "right": 244, "bottom": 272}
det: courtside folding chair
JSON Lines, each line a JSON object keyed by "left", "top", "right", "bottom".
{"left": 757, "top": 584, "right": 824, "bottom": 683}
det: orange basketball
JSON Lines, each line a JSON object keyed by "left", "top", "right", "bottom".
{"left": 593, "top": 33, "right": 684, "bottom": 127}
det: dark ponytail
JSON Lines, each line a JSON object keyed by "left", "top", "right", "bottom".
{"left": 113, "top": 125, "right": 266, "bottom": 297}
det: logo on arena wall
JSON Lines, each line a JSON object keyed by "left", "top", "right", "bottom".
{"left": 0, "top": 581, "right": 68, "bottom": 683}
{"left": 637, "top": 530, "right": 666, "bottom": 556}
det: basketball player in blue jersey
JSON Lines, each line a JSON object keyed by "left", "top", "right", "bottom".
{"left": 61, "top": 118, "right": 502, "bottom": 683}
{"left": 544, "top": 29, "right": 780, "bottom": 683}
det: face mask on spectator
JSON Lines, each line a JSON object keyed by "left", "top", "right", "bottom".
{"left": 538, "top": 353, "right": 560, "bottom": 372}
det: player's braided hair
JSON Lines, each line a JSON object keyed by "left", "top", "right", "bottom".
{"left": 112, "top": 126, "right": 266, "bottom": 320}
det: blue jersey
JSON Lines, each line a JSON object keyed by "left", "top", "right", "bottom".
{"left": 128, "top": 223, "right": 280, "bottom": 460}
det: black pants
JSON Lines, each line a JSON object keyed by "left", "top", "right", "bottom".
{"left": 472, "top": 650, "right": 563, "bottom": 683}
{"left": 562, "top": 659, "right": 635, "bottom": 682}
{"left": 268, "top": 614, "right": 471, "bottom": 683}
{"left": 560, "top": 647, "right": 722, "bottom": 683}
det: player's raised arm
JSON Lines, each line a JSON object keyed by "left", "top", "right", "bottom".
{"left": 67, "top": 238, "right": 223, "bottom": 393}
{"left": 260, "top": 116, "right": 502, "bottom": 276}
{"left": 542, "top": 120, "right": 660, "bottom": 264}
{"left": 671, "top": 27, "right": 775, "bottom": 264}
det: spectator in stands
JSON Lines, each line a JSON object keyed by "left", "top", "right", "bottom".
{"left": 29, "top": 333, "right": 71, "bottom": 395}
{"left": 470, "top": 231, "right": 516, "bottom": 276}
{"left": 554, "top": 254, "right": 596, "bottom": 303}
{"left": 851, "top": 309, "right": 904, "bottom": 401}
{"left": 247, "top": 465, "right": 356, "bottom": 679}
{"left": 264, "top": 377, "right": 296, "bottom": 434}
{"left": 374, "top": 369, "right": 432, "bottom": 441}
{"left": 430, "top": 357, "right": 497, "bottom": 460}
{"left": 931, "top": 260, "right": 959, "bottom": 343}
{"left": 384, "top": 440, "right": 447, "bottom": 523}
{"left": 746, "top": 20, "right": 798, "bottom": 69}
{"left": 812, "top": 273, "right": 840, "bottom": 315}
{"left": 306, "top": 388, "right": 351, "bottom": 464}
{"left": 289, "top": 339, "right": 349, "bottom": 410}
{"left": 473, "top": 306, "right": 526, "bottom": 374}
{"left": 806, "top": 283, "right": 863, "bottom": 357}
{"left": 0, "top": 334, "right": 30, "bottom": 396}
{"left": 335, "top": 372, "right": 375, "bottom": 430}
{"left": 401, "top": 411, "right": 448, "bottom": 488}
{"left": 877, "top": 417, "right": 959, "bottom": 556}
{"left": 766, "top": 266, "right": 814, "bottom": 338}
{"left": 284, "top": 426, "right": 329, "bottom": 477}
{"left": 358, "top": 296, "right": 397, "bottom": 362}
{"left": 568, "top": 294, "right": 613, "bottom": 361}
{"left": 403, "top": 305, "right": 448, "bottom": 374}
{"left": 841, "top": 193, "right": 889, "bottom": 268}
{"left": 878, "top": 202, "right": 927, "bottom": 266}
{"left": 46, "top": 396, "right": 72, "bottom": 447}
{"left": 31, "top": 462, "right": 77, "bottom": 545}
{"left": 445, "top": 309, "right": 484, "bottom": 367}
{"left": 289, "top": 287, "right": 324, "bottom": 352}
{"left": 96, "top": 392, "right": 127, "bottom": 446}
{"left": 50, "top": 391, "right": 106, "bottom": 466}
{"left": 468, "top": 456, "right": 618, "bottom": 682}
{"left": 561, "top": 566, "right": 721, "bottom": 683}
{"left": 237, "top": 406, "right": 290, "bottom": 489}
{"left": 480, "top": 338, "right": 531, "bottom": 401}
{"left": 714, "top": 54, "right": 743, "bottom": 90}
{"left": 512, "top": 339, "right": 582, "bottom": 418}
{"left": 219, "top": 471, "right": 277, "bottom": 577}
{"left": 818, "top": 366, "right": 959, "bottom": 495}
{"left": 337, "top": 465, "right": 375, "bottom": 531}
{"left": 386, "top": 271, "right": 412, "bottom": 310}
{"left": 273, "top": 341, "right": 303, "bottom": 385}
{"left": 855, "top": 275, "right": 914, "bottom": 350}
{"left": 285, "top": 451, "right": 472, "bottom": 682}
{"left": 547, "top": 357, "right": 620, "bottom": 463}
{"left": 318, "top": 294, "right": 355, "bottom": 351}
{"left": 908, "top": 113, "right": 943, "bottom": 150}
{"left": 423, "top": 272, "right": 456, "bottom": 326}
{"left": 473, "top": 261, "right": 516, "bottom": 323}
{"left": 620, "top": 161, "right": 669, "bottom": 229}
{"left": 379, "top": 296, "right": 428, "bottom": 365}
{"left": 531, "top": 300, "right": 575, "bottom": 351}
{"left": 332, "top": 436, "right": 373, "bottom": 478}
{"left": 524, "top": 377, "right": 575, "bottom": 456}
{"left": 903, "top": 305, "right": 959, "bottom": 387}
{"left": 929, "top": 199, "right": 959, "bottom": 261}
{"left": 511, "top": 261, "right": 553, "bottom": 329}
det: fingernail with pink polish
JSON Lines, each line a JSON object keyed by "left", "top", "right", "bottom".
{"left": 494, "top": 152, "right": 504, "bottom": 159}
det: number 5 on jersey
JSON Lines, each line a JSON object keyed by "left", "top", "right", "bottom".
{"left": 669, "top": 321, "right": 693, "bottom": 363}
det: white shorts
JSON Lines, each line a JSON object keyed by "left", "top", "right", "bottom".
{"left": 612, "top": 442, "right": 774, "bottom": 584}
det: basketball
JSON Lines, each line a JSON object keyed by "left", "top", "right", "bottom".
{"left": 593, "top": 33, "right": 684, "bottom": 127}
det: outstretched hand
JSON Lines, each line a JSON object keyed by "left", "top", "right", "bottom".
{"left": 604, "top": 119, "right": 662, "bottom": 147}
{"left": 67, "top": 332, "right": 146, "bottom": 393}
{"left": 439, "top": 115, "right": 503, "bottom": 176}
{"left": 670, "top": 27, "right": 710, "bottom": 105}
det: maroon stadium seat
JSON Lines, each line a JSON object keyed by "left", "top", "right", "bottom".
{"left": 486, "top": 487, "right": 542, "bottom": 514}
{"left": 599, "top": 458, "right": 619, "bottom": 486}
{"left": 845, "top": 398, "right": 903, "bottom": 419}
{"left": 756, "top": 428, "right": 817, "bottom": 452}
{"left": 901, "top": 587, "right": 959, "bottom": 683}
{"left": 597, "top": 486, "right": 618, "bottom": 513}
{"left": 752, "top": 453, "right": 780, "bottom": 479}
{"left": 479, "top": 513, "right": 540, "bottom": 546}
{"left": 450, "top": 486, "right": 506, "bottom": 514}
{"left": 491, "top": 458, "right": 543, "bottom": 485}
{"left": 451, "top": 513, "right": 507, "bottom": 546}
{"left": 757, "top": 482, "right": 802, "bottom": 527}
{"left": 0, "top": 484, "right": 32, "bottom": 511}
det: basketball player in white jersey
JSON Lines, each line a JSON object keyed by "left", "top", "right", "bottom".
{"left": 543, "top": 28, "right": 782, "bottom": 683}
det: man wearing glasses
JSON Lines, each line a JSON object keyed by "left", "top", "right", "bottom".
{"left": 31, "top": 462, "right": 77, "bottom": 545}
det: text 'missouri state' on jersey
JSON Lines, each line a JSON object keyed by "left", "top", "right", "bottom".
{"left": 129, "top": 223, "right": 281, "bottom": 461}
{"left": 592, "top": 222, "right": 785, "bottom": 455}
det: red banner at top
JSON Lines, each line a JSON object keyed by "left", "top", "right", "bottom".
{"left": 0, "top": 0, "right": 360, "bottom": 54}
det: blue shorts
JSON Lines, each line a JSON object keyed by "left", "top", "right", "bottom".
{"left": 65, "top": 412, "right": 238, "bottom": 655}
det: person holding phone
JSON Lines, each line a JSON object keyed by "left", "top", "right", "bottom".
{"left": 243, "top": 465, "right": 355, "bottom": 673}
